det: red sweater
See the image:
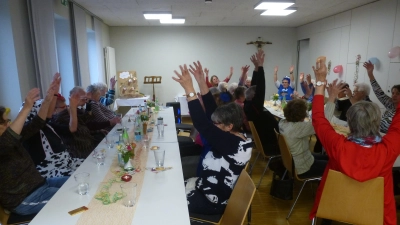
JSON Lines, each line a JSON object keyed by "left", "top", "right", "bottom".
{"left": 206, "top": 76, "right": 230, "bottom": 88}
{"left": 310, "top": 95, "right": 400, "bottom": 225}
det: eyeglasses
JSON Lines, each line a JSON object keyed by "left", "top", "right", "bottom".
{"left": 213, "top": 121, "right": 222, "bottom": 125}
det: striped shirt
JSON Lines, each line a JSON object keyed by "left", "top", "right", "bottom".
{"left": 99, "top": 89, "right": 115, "bottom": 106}
{"left": 86, "top": 100, "right": 115, "bottom": 123}
{"left": 371, "top": 79, "right": 395, "bottom": 133}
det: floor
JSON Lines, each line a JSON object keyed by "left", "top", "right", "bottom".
{"left": 180, "top": 117, "right": 400, "bottom": 225}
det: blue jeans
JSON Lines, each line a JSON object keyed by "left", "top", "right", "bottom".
{"left": 12, "top": 176, "right": 68, "bottom": 215}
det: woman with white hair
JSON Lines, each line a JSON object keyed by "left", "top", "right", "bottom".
{"left": 336, "top": 82, "right": 371, "bottom": 121}
{"left": 94, "top": 76, "right": 116, "bottom": 106}
{"left": 310, "top": 57, "right": 400, "bottom": 225}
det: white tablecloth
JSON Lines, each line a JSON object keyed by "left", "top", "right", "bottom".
{"left": 113, "top": 96, "right": 150, "bottom": 110}
{"left": 29, "top": 108, "right": 189, "bottom": 225}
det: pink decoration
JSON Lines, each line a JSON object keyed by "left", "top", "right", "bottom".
{"left": 388, "top": 46, "right": 400, "bottom": 58}
{"left": 333, "top": 65, "right": 343, "bottom": 74}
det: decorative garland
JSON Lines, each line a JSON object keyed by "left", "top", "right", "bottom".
{"left": 327, "top": 60, "right": 332, "bottom": 76}
{"left": 94, "top": 171, "right": 126, "bottom": 205}
{"left": 354, "top": 54, "right": 361, "bottom": 84}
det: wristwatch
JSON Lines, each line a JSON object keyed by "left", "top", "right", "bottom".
{"left": 186, "top": 92, "right": 196, "bottom": 98}
{"left": 316, "top": 81, "right": 326, "bottom": 86}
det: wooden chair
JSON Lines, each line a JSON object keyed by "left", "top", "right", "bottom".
{"left": 190, "top": 170, "right": 256, "bottom": 225}
{"left": 274, "top": 129, "right": 321, "bottom": 219}
{"left": 311, "top": 169, "right": 384, "bottom": 225}
{"left": 0, "top": 205, "right": 36, "bottom": 225}
{"left": 248, "top": 121, "right": 281, "bottom": 188}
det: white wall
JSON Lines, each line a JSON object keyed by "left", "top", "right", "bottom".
{"left": 110, "top": 26, "right": 297, "bottom": 104}
{"left": 297, "top": 0, "right": 400, "bottom": 109}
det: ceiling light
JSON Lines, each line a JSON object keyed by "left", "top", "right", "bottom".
{"left": 143, "top": 12, "right": 172, "bottom": 20}
{"left": 160, "top": 18, "right": 185, "bottom": 24}
{"left": 205, "top": 0, "right": 212, "bottom": 3}
{"left": 255, "top": 1, "right": 295, "bottom": 10}
{"left": 260, "top": 8, "right": 296, "bottom": 16}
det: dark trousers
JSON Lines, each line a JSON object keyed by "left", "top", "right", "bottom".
{"left": 298, "top": 154, "right": 329, "bottom": 179}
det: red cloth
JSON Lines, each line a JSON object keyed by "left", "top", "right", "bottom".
{"left": 310, "top": 95, "right": 400, "bottom": 225}
{"left": 206, "top": 76, "right": 230, "bottom": 88}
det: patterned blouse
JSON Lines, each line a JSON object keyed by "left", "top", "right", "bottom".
{"left": 371, "top": 79, "right": 395, "bottom": 133}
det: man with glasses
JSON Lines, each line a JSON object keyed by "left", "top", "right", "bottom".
{"left": 274, "top": 65, "right": 296, "bottom": 100}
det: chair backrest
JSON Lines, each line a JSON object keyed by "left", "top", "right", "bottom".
{"left": 274, "top": 129, "right": 293, "bottom": 176}
{"left": 316, "top": 170, "right": 384, "bottom": 225}
{"left": 220, "top": 170, "right": 256, "bottom": 225}
{"left": 0, "top": 205, "right": 10, "bottom": 225}
{"left": 248, "top": 121, "right": 266, "bottom": 158}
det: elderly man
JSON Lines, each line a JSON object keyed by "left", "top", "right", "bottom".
{"left": 274, "top": 65, "right": 295, "bottom": 100}
{"left": 86, "top": 84, "right": 119, "bottom": 127}
{"left": 336, "top": 82, "right": 371, "bottom": 121}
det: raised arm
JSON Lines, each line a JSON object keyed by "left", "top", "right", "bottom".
{"left": 289, "top": 65, "right": 295, "bottom": 88}
{"left": 273, "top": 66, "right": 278, "bottom": 83}
{"left": 312, "top": 56, "right": 345, "bottom": 158}
{"left": 47, "top": 73, "right": 61, "bottom": 119}
{"left": 204, "top": 68, "right": 212, "bottom": 88}
{"left": 10, "top": 88, "right": 41, "bottom": 135}
{"left": 224, "top": 66, "right": 233, "bottom": 82}
{"left": 364, "top": 61, "right": 394, "bottom": 109}
{"left": 238, "top": 65, "right": 249, "bottom": 86}
{"left": 250, "top": 54, "right": 259, "bottom": 85}
{"left": 253, "top": 50, "right": 266, "bottom": 111}
{"left": 326, "top": 79, "right": 347, "bottom": 121}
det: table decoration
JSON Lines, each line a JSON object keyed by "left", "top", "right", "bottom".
{"left": 117, "top": 142, "right": 136, "bottom": 171}
{"left": 272, "top": 93, "right": 279, "bottom": 106}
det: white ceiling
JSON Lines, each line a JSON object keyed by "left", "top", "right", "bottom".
{"left": 73, "top": 0, "right": 378, "bottom": 27}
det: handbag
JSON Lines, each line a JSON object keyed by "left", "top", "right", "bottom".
{"left": 269, "top": 172, "right": 293, "bottom": 200}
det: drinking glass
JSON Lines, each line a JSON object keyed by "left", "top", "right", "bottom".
{"left": 74, "top": 172, "right": 90, "bottom": 195}
{"left": 156, "top": 124, "right": 164, "bottom": 138}
{"left": 153, "top": 149, "right": 165, "bottom": 169}
{"left": 120, "top": 183, "right": 137, "bottom": 207}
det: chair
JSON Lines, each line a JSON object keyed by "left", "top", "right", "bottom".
{"left": 311, "top": 170, "right": 384, "bottom": 225}
{"left": 0, "top": 205, "right": 36, "bottom": 225}
{"left": 190, "top": 170, "right": 256, "bottom": 225}
{"left": 274, "top": 129, "right": 321, "bottom": 219}
{"left": 248, "top": 121, "right": 281, "bottom": 188}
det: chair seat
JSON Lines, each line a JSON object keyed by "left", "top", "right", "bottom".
{"left": 8, "top": 212, "right": 36, "bottom": 225}
{"left": 178, "top": 136, "right": 193, "bottom": 143}
{"left": 176, "top": 123, "right": 193, "bottom": 131}
{"left": 189, "top": 212, "right": 222, "bottom": 224}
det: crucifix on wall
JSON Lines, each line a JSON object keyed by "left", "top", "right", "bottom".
{"left": 247, "top": 37, "right": 272, "bottom": 50}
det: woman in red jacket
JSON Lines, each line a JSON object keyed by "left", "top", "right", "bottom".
{"left": 310, "top": 56, "right": 400, "bottom": 225}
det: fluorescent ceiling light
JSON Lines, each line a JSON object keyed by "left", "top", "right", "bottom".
{"left": 261, "top": 9, "right": 296, "bottom": 16}
{"left": 160, "top": 18, "right": 185, "bottom": 24}
{"left": 255, "top": 2, "right": 294, "bottom": 10}
{"left": 143, "top": 13, "right": 172, "bottom": 20}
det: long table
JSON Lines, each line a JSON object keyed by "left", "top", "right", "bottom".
{"left": 29, "top": 108, "right": 189, "bottom": 225}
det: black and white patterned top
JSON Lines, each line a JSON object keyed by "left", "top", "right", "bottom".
{"left": 371, "top": 79, "right": 395, "bottom": 133}
{"left": 188, "top": 92, "right": 253, "bottom": 207}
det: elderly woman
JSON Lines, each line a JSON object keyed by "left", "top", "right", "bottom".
{"left": 173, "top": 61, "right": 252, "bottom": 215}
{"left": 86, "top": 84, "right": 118, "bottom": 127}
{"left": 204, "top": 67, "right": 234, "bottom": 88}
{"left": 364, "top": 61, "right": 400, "bottom": 133}
{"left": 23, "top": 81, "right": 83, "bottom": 178}
{"left": 0, "top": 83, "right": 68, "bottom": 216}
{"left": 52, "top": 87, "right": 118, "bottom": 158}
{"left": 94, "top": 76, "right": 116, "bottom": 106}
{"left": 279, "top": 98, "right": 331, "bottom": 178}
{"left": 336, "top": 82, "right": 371, "bottom": 121}
{"left": 274, "top": 65, "right": 295, "bottom": 100}
{"left": 310, "top": 57, "right": 400, "bottom": 225}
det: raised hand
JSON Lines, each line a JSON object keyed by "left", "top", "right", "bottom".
{"left": 312, "top": 56, "right": 327, "bottom": 82}
{"left": 250, "top": 55, "right": 258, "bottom": 69}
{"left": 229, "top": 66, "right": 234, "bottom": 74}
{"left": 24, "top": 88, "right": 41, "bottom": 109}
{"left": 69, "top": 92, "right": 81, "bottom": 108}
{"left": 363, "top": 61, "right": 374, "bottom": 74}
{"left": 173, "top": 64, "right": 194, "bottom": 92}
{"left": 204, "top": 68, "right": 209, "bottom": 77}
{"left": 256, "top": 49, "right": 265, "bottom": 66}
{"left": 289, "top": 65, "right": 294, "bottom": 73}
{"left": 299, "top": 73, "right": 304, "bottom": 82}
{"left": 110, "top": 76, "right": 116, "bottom": 88}
{"left": 327, "top": 79, "right": 346, "bottom": 100}
{"left": 241, "top": 65, "right": 250, "bottom": 76}
{"left": 306, "top": 74, "right": 312, "bottom": 84}
{"left": 274, "top": 66, "right": 279, "bottom": 73}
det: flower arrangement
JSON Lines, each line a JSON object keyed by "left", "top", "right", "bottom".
{"left": 146, "top": 100, "right": 155, "bottom": 107}
{"left": 272, "top": 94, "right": 279, "bottom": 101}
{"left": 140, "top": 114, "right": 149, "bottom": 121}
{"left": 117, "top": 142, "right": 136, "bottom": 163}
